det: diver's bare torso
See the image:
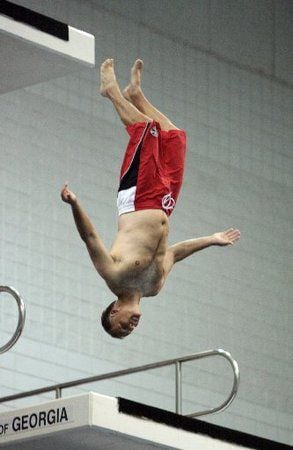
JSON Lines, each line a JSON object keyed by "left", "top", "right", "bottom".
{"left": 108, "top": 209, "right": 170, "bottom": 297}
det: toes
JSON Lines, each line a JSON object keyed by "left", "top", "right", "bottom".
{"left": 134, "top": 59, "right": 143, "bottom": 71}
{"left": 102, "top": 58, "right": 114, "bottom": 68}
{"left": 136, "top": 59, "right": 143, "bottom": 67}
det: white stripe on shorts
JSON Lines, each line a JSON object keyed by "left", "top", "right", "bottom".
{"left": 117, "top": 186, "right": 136, "bottom": 216}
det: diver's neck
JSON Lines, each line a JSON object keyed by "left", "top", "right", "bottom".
{"left": 116, "top": 290, "right": 141, "bottom": 306}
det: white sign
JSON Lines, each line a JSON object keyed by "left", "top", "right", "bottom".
{"left": 0, "top": 405, "right": 74, "bottom": 438}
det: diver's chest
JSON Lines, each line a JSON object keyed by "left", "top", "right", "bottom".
{"left": 123, "top": 259, "right": 163, "bottom": 296}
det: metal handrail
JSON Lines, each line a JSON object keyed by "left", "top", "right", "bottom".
{"left": 0, "top": 348, "right": 240, "bottom": 418}
{"left": 0, "top": 286, "right": 26, "bottom": 354}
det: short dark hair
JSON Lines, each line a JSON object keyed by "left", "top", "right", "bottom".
{"left": 101, "top": 301, "right": 125, "bottom": 339}
{"left": 101, "top": 301, "right": 115, "bottom": 332}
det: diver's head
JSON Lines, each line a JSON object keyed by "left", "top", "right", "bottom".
{"left": 101, "top": 299, "right": 141, "bottom": 339}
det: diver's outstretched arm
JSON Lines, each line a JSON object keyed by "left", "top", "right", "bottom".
{"left": 61, "top": 184, "right": 115, "bottom": 279}
{"left": 169, "top": 229, "right": 241, "bottom": 264}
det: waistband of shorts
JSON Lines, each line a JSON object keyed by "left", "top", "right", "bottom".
{"left": 126, "top": 120, "right": 186, "bottom": 135}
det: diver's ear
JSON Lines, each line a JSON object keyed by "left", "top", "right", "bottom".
{"left": 110, "top": 305, "right": 119, "bottom": 316}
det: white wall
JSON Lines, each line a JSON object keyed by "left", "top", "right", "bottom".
{"left": 0, "top": 0, "right": 292, "bottom": 446}
{"left": 12, "top": 0, "right": 293, "bottom": 86}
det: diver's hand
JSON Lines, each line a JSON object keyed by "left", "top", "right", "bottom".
{"left": 212, "top": 228, "right": 241, "bottom": 246}
{"left": 61, "top": 184, "right": 77, "bottom": 205}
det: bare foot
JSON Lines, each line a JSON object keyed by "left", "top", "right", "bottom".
{"left": 100, "top": 59, "right": 118, "bottom": 97}
{"left": 123, "top": 59, "right": 144, "bottom": 100}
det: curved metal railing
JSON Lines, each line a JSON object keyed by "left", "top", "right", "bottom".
{"left": 180, "top": 349, "right": 240, "bottom": 417}
{"left": 0, "top": 286, "right": 26, "bottom": 354}
{"left": 0, "top": 348, "right": 239, "bottom": 417}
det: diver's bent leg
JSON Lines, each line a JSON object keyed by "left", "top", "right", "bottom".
{"left": 100, "top": 59, "right": 151, "bottom": 126}
{"left": 123, "top": 59, "right": 179, "bottom": 131}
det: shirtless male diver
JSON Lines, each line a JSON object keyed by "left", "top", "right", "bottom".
{"left": 61, "top": 59, "right": 240, "bottom": 339}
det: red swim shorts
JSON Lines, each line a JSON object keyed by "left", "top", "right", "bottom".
{"left": 117, "top": 121, "right": 187, "bottom": 216}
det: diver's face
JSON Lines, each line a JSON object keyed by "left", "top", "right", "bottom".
{"left": 110, "top": 310, "right": 141, "bottom": 338}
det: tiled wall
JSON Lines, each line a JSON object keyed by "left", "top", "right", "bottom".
{"left": 0, "top": 0, "right": 292, "bottom": 445}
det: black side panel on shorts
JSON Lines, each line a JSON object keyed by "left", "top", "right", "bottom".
{"left": 118, "top": 143, "right": 141, "bottom": 191}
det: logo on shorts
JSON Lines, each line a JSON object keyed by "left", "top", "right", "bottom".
{"left": 150, "top": 126, "right": 158, "bottom": 137}
{"left": 162, "top": 192, "right": 175, "bottom": 211}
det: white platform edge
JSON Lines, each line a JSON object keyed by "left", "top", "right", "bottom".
{"left": 0, "top": 393, "right": 249, "bottom": 450}
{"left": 0, "top": 13, "right": 95, "bottom": 67}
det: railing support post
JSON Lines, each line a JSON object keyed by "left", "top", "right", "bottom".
{"left": 175, "top": 361, "right": 182, "bottom": 414}
{"left": 55, "top": 388, "right": 62, "bottom": 399}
